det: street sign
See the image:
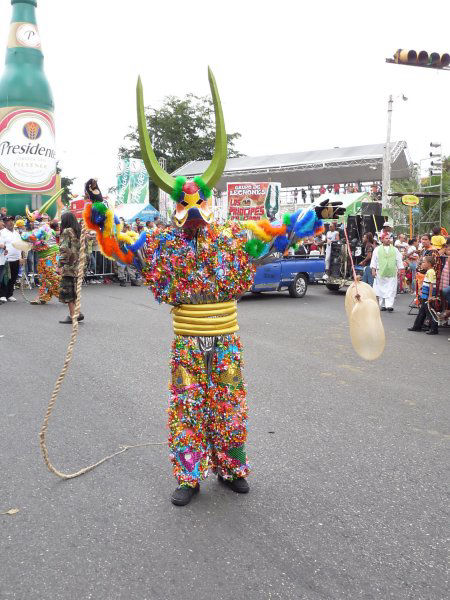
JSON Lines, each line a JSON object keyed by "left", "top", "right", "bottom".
{"left": 402, "top": 195, "right": 419, "bottom": 206}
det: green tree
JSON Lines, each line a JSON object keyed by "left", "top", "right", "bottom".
{"left": 56, "top": 163, "right": 76, "bottom": 207}
{"left": 390, "top": 157, "right": 449, "bottom": 234}
{"left": 119, "top": 94, "right": 242, "bottom": 206}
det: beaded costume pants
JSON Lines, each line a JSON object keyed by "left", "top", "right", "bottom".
{"left": 37, "top": 254, "right": 60, "bottom": 302}
{"left": 168, "top": 333, "right": 249, "bottom": 487}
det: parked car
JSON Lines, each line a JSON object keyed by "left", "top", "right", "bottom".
{"left": 251, "top": 254, "right": 325, "bottom": 298}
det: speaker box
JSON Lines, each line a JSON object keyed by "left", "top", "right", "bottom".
{"left": 361, "top": 201, "right": 382, "bottom": 216}
{"left": 362, "top": 215, "right": 386, "bottom": 236}
{"left": 346, "top": 215, "right": 362, "bottom": 240}
{"left": 329, "top": 241, "right": 343, "bottom": 277}
{"left": 330, "top": 240, "right": 342, "bottom": 258}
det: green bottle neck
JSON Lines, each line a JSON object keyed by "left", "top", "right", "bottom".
{"left": 0, "top": 0, "right": 53, "bottom": 109}
{"left": 11, "top": 1, "right": 37, "bottom": 25}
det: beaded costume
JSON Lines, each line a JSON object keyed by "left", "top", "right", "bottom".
{"left": 21, "top": 223, "right": 60, "bottom": 303}
{"left": 83, "top": 68, "right": 341, "bottom": 491}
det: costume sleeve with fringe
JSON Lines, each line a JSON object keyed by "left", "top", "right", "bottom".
{"left": 240, "top": 207, "right": 324, "bottom": 258}
{"left": 83, "top": 202, "right": 147, "bottom": 268}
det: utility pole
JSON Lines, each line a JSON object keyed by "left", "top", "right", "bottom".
{"left": 382, "top": 94, "right": 408, "bottom": 213}
{"left": 382, "top": 95, "right": 393, "bottom": 210}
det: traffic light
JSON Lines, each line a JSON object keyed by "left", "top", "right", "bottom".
{"left": 386, "top": 50, "right": 450, "bottom": 69}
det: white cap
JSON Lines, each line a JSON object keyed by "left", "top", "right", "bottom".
{"left": 383, "top": 220, "right": 393, "bottom": 228}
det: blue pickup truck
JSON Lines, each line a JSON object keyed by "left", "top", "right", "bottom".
{"left": 251, "top": 254, "right": 325, "bottom": 298}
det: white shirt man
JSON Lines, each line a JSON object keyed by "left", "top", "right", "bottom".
{"left": 375, "top": 224, "right": 394, "bottom": 243}
{"left": 370, "top": 235, "right": 404, "bottom": 311}
{"left": 0, "top": 219, "right": 22, "bottom": 301}
{"left": 394, "top": 234, "right": 408, "bottom": 251}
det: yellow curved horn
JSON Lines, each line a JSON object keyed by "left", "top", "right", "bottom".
{"left": 25, "top": 205, "right": 35, "bottom": 221}
{"left": 201, "top": 67, "right": 227, "bottom": 189}
{"left": 39, "top": 188, "right": 65, "bottom": 215}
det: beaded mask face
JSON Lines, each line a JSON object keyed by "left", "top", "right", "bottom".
{"left": 136, "top": 67, "right": 227, "bottom": 229}
{"left": 172, "top": 179, "right": 213, "bottom": 229}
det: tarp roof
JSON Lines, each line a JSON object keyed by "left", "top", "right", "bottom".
{"left": 172, "top": 142, "right": 412, "bottom": 191}
{"left": 114, "top": 203, "right": 159, "bottom": 223}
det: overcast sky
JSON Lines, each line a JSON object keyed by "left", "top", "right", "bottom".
{"left": 1, "top": 0, "right": 449, "bottom": 197}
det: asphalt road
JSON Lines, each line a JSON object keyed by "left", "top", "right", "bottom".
{"left": 0, "top": 283, "right": 448, "bottom": 600}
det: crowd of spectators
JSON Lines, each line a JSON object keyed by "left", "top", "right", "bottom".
{"left": 0, "top": 207, "right": 165, "bottom": 308}
{"left": 281, "top": 216, "right": 449, "bottom": 334}
{"left": 360, "top": 223, "right": 449, "bottom": 334}
{"left": 291, "top": 182, "right": 381, "bottom": 204}
{"left": 1, "top": 203, "right": 449, "bottom": 336}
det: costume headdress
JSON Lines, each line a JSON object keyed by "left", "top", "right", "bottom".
{"left": 136, "top": 67, "right": 227, "bottom": 228}
{"left": 25, "top": 188, "right": 64, "bottom": 222}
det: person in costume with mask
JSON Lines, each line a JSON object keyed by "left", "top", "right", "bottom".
{"left": 370, "top": 232, "right": 404, "bottom": 312}
{"left": 22, "top": 191, "right": 64, "bottom": 305}
{"left": 85, "top": 179, "right": 106, "bottom": 204}
{"left": 83, "top": 68, "right": 344, "bottom": 506}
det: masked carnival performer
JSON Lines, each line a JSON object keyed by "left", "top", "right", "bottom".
{"left": 22, "top": 193, "right": 64, "bottom": 305}
{"left": 83, "top": 68, "right": 343, "bottom": 506}
{"left": 85, "top": 179, "right": 106, "bottom": 204}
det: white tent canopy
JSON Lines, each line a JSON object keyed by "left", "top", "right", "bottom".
{"left": 114, "top": 203, "right": 159, "bottom": 223}
{"left": 172, "top": 142, "right": 412, "bottom": 191}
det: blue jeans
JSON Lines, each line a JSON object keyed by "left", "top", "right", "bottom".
{"left": 443, "top": 286, "right": 450, "bottom": 304}
{"left": 26, "top": 251, "right": 38, "bottom": 276}
{"left": 0, "top": 263, "right": 7, "bottom": 297}
{"left": 88, "top": 252, "right": 96, "bottom": 273}
{"left": 362, "top": 265, "right": 374, "bottom": 286}
{"left": 409, "top": 262, "right": 417, "bottom": 292}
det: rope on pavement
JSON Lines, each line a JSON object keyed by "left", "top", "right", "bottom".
{"left": 39, "top": 222, "right": 165, "bottom": 480}
{"left": 20, "top": 271, "right": 33, "bottom": 303}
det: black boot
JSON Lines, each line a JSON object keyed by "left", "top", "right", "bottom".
{"left": 59, "top": 315, "right": 73, "bottom": 324}
{"left": 171, "top": 483, "right": 199, "bottom": 506}
{"left": 218, "top": 474, "right": 250, "bottom": 494}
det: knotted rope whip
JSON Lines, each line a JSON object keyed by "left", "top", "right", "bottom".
{"left": 39, "top": 221, "right": 165, "bottom": 480}
{"left": 20, "top": 264, "right": 33, "bottom": 304}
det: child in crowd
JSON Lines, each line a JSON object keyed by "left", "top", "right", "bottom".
{"left": 438, "top": 239, "right": 450, "bottom": 320}
{"left": 399, "top": 248, "right": 410, "bottom": 293}
{"left": 431, "top": 226, "right": 446, "bottom": 250}
{"left": 407, "top": 239, "right": 419, "bottom": 294}
{"left": 408, "top": 255, "right": 438, "bottom": 335}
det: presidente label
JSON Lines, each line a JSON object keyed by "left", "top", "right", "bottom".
{"left": 0, "top": 108, "right": 56, "bottom": 192}
{"left": 8, "top": 22, "right": 42, "bottom": 49}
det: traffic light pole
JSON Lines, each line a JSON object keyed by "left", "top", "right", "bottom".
{"left": 382, "top": 95, "right": 393, "bottom": 211}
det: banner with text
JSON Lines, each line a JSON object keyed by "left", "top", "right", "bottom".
{"left": 227, "top": 182, "right": 281, "bottom": 221}
{"left": 117, "top": 158, "right": 149, "bottom": 204}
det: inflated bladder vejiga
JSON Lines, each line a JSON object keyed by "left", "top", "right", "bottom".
{"left": 346, "top": 284, "right": 385, "bottom": 361}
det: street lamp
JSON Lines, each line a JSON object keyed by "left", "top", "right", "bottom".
{"left": 382, "top": 94, "right": 408, "bottom": 210}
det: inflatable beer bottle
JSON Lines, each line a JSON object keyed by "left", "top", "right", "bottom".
{"left": 0, "top": 0, "right": 57, "bottom": 217}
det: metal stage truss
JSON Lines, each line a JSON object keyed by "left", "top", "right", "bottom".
{"left": 172, "top": 142, "right": 412, "bottom": 190}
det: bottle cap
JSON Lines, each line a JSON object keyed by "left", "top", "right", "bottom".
{"left": 12, "top": 0, "right": 37, "bottom": 6}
